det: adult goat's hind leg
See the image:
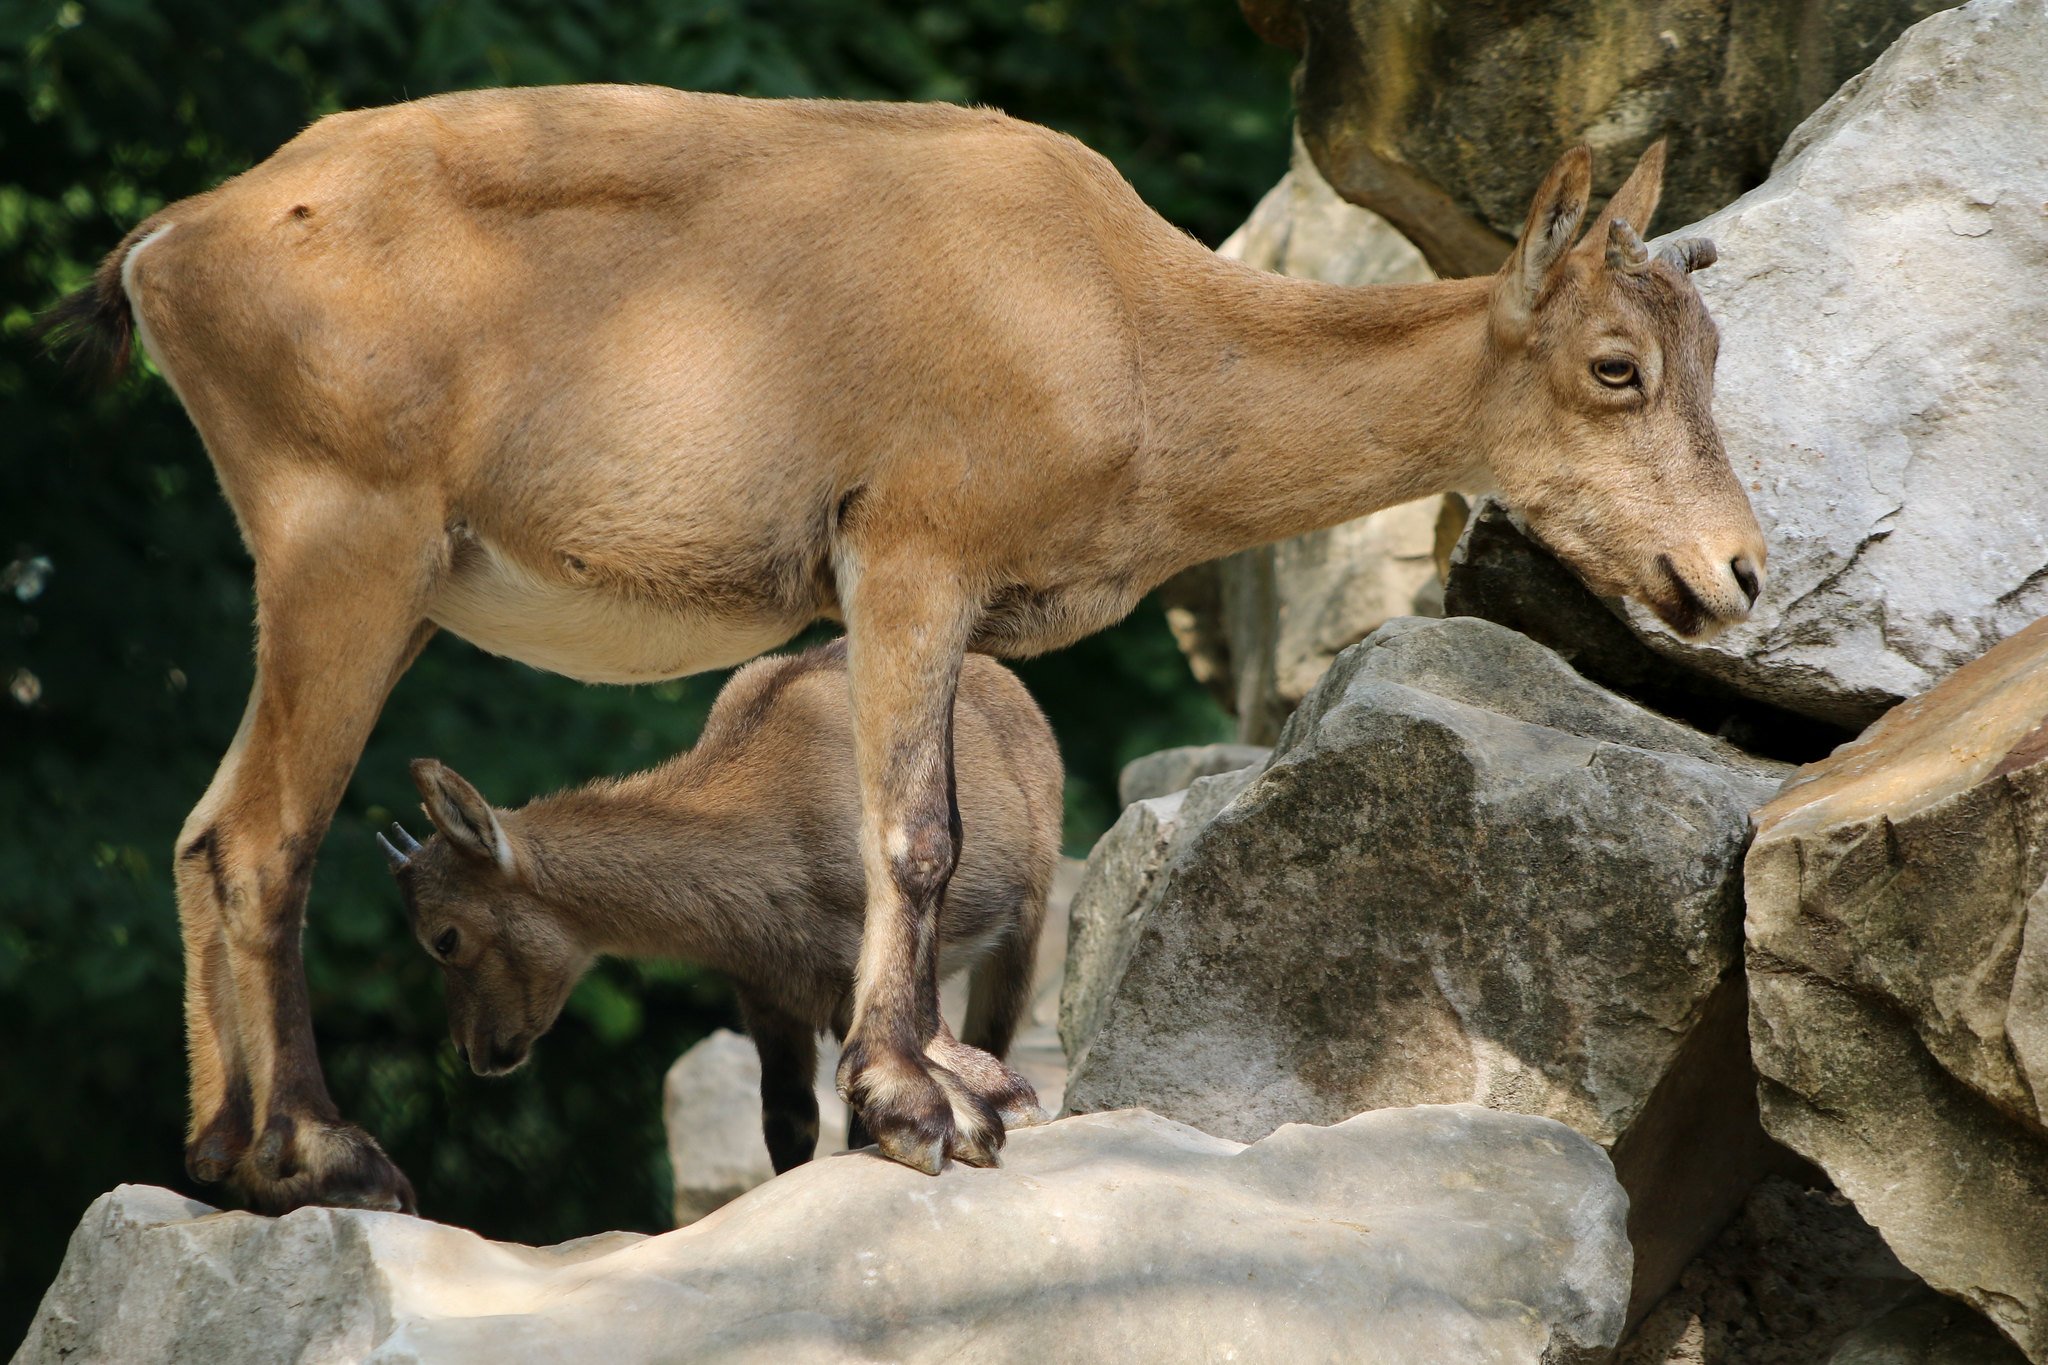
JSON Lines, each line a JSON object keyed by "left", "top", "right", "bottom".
{"left": 177, "top": 485, "right": 441, "bottom": 1214}
{"left": 834, "top": 552, "right": 1011, "bottom": 1173}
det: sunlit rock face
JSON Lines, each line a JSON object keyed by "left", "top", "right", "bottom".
{"left": 1746, "top": 612, "right": 2048, "bottom": 1363}
{"left": 20, "top": 1105, "right": 1632, "bottom": 1365}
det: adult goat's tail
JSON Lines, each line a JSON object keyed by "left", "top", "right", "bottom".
{"left": 34, "top": 216, "right": 166, "bottom": 382}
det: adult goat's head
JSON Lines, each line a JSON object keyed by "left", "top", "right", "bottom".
{"left": 1480, "top": 140, "right": 1764, "bottom": 639}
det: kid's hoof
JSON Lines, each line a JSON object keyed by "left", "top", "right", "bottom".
{"left": 229, "top": 1117, "right": 416, "bottom": 1216}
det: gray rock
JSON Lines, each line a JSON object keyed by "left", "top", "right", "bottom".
{"left": 1260, "top": 0, "right": 1956, "bottom": 277}
{"left": 1116, "top": 742, "right": 1271, "bottom": 807}
{"left": 1062, "top": 768, "right": 1262, "bottom": 1075}
{"left": 1444, "top": 498, "right": 1854, "bottom": 764}
{"left": 19, "top": 1105, "right": 1633, "bottom": 1365}
{"left": 1610, "top": 0, "right": 2048, "bottom": 728}
{"left": 1746, "top": 613, "right": 2048, "bottom": 1362}
{"left": 1065, "top": 616, "right": 1789, "bottom": 1318}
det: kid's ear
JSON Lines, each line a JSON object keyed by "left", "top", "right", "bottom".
{"left": 1494, "top": 144, "right": 1593, "bottom": 337}
{"left": 411, "top": 758, "right": 514, "bottom": 874}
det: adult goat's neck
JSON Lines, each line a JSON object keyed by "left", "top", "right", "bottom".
{"left": 1136, "top": 262, "right": 1496, "bottom": 567}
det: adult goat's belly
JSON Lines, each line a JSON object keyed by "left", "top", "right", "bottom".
{"left": 428, "top": 535, "right": 793, "bottom": 684}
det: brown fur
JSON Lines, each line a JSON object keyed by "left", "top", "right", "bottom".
{"left": 60, "top": 86, "right": 1764, "bottom": 1201}
{"left": 388, "top": 641, "right": 1060, "bottom": 1174}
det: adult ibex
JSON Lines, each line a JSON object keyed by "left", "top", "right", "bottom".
{"left": 48, "top": 85, "right": 1762, "bottom": 1212}
{"left": 381, "top": 640, "right": 1061, "bottom": 1173}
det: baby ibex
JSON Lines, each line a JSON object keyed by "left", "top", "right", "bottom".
{"left": 379, "top": 640, "right": 1062, "bottom": 1173}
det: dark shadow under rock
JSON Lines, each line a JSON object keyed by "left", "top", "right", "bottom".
{"left": 1443, "top": 499, "right": 1853, "bottom": 766}
{"left": 1615, "top": 1177, "right": 2020, "bottom": 1365}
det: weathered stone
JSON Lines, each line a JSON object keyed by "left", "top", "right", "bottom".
{"left": 1746, "top": 613, "right": 2048, "bottom": 1361}
{"left": 20, "top": 1105, "right": 1632, "bottom": 1365}
{"left": 1168, "top": 134, "right": 1453, "bottom": 743}
{"left": 1116, "top": 742, "right": 1271, "bottom": 807}
{"left": 1444, "top": 498, "right": 1853, "bottom": 765}
{"left": 1061, "top": 768, "right": 1261, "bottom": 1074}
{"left": 1606, "top": 0, "right": 2048, "bottom": 728}
{"left": 1260, "top": 0, "right": 1957, "bottom": 277}
{"left": 1065, "top": 616, "right": 1789, "bottom": 1317}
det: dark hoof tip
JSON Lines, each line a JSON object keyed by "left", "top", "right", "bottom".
{"left": 252, "top": 1125, "right": 298, "bottom": 1181}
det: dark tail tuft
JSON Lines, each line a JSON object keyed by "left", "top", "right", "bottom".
{"left": 32, "top": 224, "right": 150, "bottom": 384}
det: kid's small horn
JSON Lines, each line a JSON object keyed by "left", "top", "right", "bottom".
{"left": 378, "top": 822, "right": 423, "bottom": 871}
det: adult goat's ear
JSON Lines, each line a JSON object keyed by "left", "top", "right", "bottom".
{"left": 1583, "top": 138, "right": 1668, "bottom": 257}
{"left": 411, "top": 758, "right": 514, "bottom": 874}
{"left": 1494, "top": 144, "right": 1593, "bottom": 338}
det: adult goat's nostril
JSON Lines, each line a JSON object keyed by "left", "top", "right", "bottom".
{"left": 1731, "top": 556, "right": 1762, "bottom": 607}
{"left": 455, "top": 1042, "right": 471, "bottom": 1070}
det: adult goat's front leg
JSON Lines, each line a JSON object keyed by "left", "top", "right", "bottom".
{"left": 834, "top": 558, "right": 1011, "bottom": 1173}
{"left": 176, "top": 488, "right": 440, "bottom": 1214}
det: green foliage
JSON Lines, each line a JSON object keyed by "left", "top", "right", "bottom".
{"left": 0, "top": 0, "right": 1276, "bottom": 1343}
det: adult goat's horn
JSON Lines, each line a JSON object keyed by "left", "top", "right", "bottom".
{"left": 1657, "top": 236, "right": 1718, "bottom": 273}
{"left": 1605, "top": 219, "right": 1652, "bottom": 274}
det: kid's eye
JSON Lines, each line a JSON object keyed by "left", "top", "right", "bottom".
{"left": 434, "top": 927, "right": 459, "bottom": 959}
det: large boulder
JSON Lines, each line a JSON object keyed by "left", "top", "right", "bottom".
{"left": 1163, "top": 134, "right": 1453, "bottom": 744}
{"left": 1064, "top": 615, "right": 1791, "bottom": 1317}
{"left": 1252, "top": 0, "right": 1957, "bottom": 277}
{"left": 1746, "top": 614, "right": 2048, "bottom": 1361}
{"left": 20, "top": 1105, "right": 1632, "bottom": 1365}
{"left": 1608, "top": 0, "right": 2048, "bottom": 728}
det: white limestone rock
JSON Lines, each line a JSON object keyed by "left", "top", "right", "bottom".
{"left": 20, "top": 1105, "right": 1632, "bottom": 1365}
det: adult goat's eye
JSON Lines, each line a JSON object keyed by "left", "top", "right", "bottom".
{"left": 434, "top": 927, "right": 459, "bottom": 959}
{"left": 1592, "top": 357, "right": 1639, "bottom": 388}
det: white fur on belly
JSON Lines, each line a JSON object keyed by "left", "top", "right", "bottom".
{"left": 429, "top": 534, "right": 793, "bottom": 684}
